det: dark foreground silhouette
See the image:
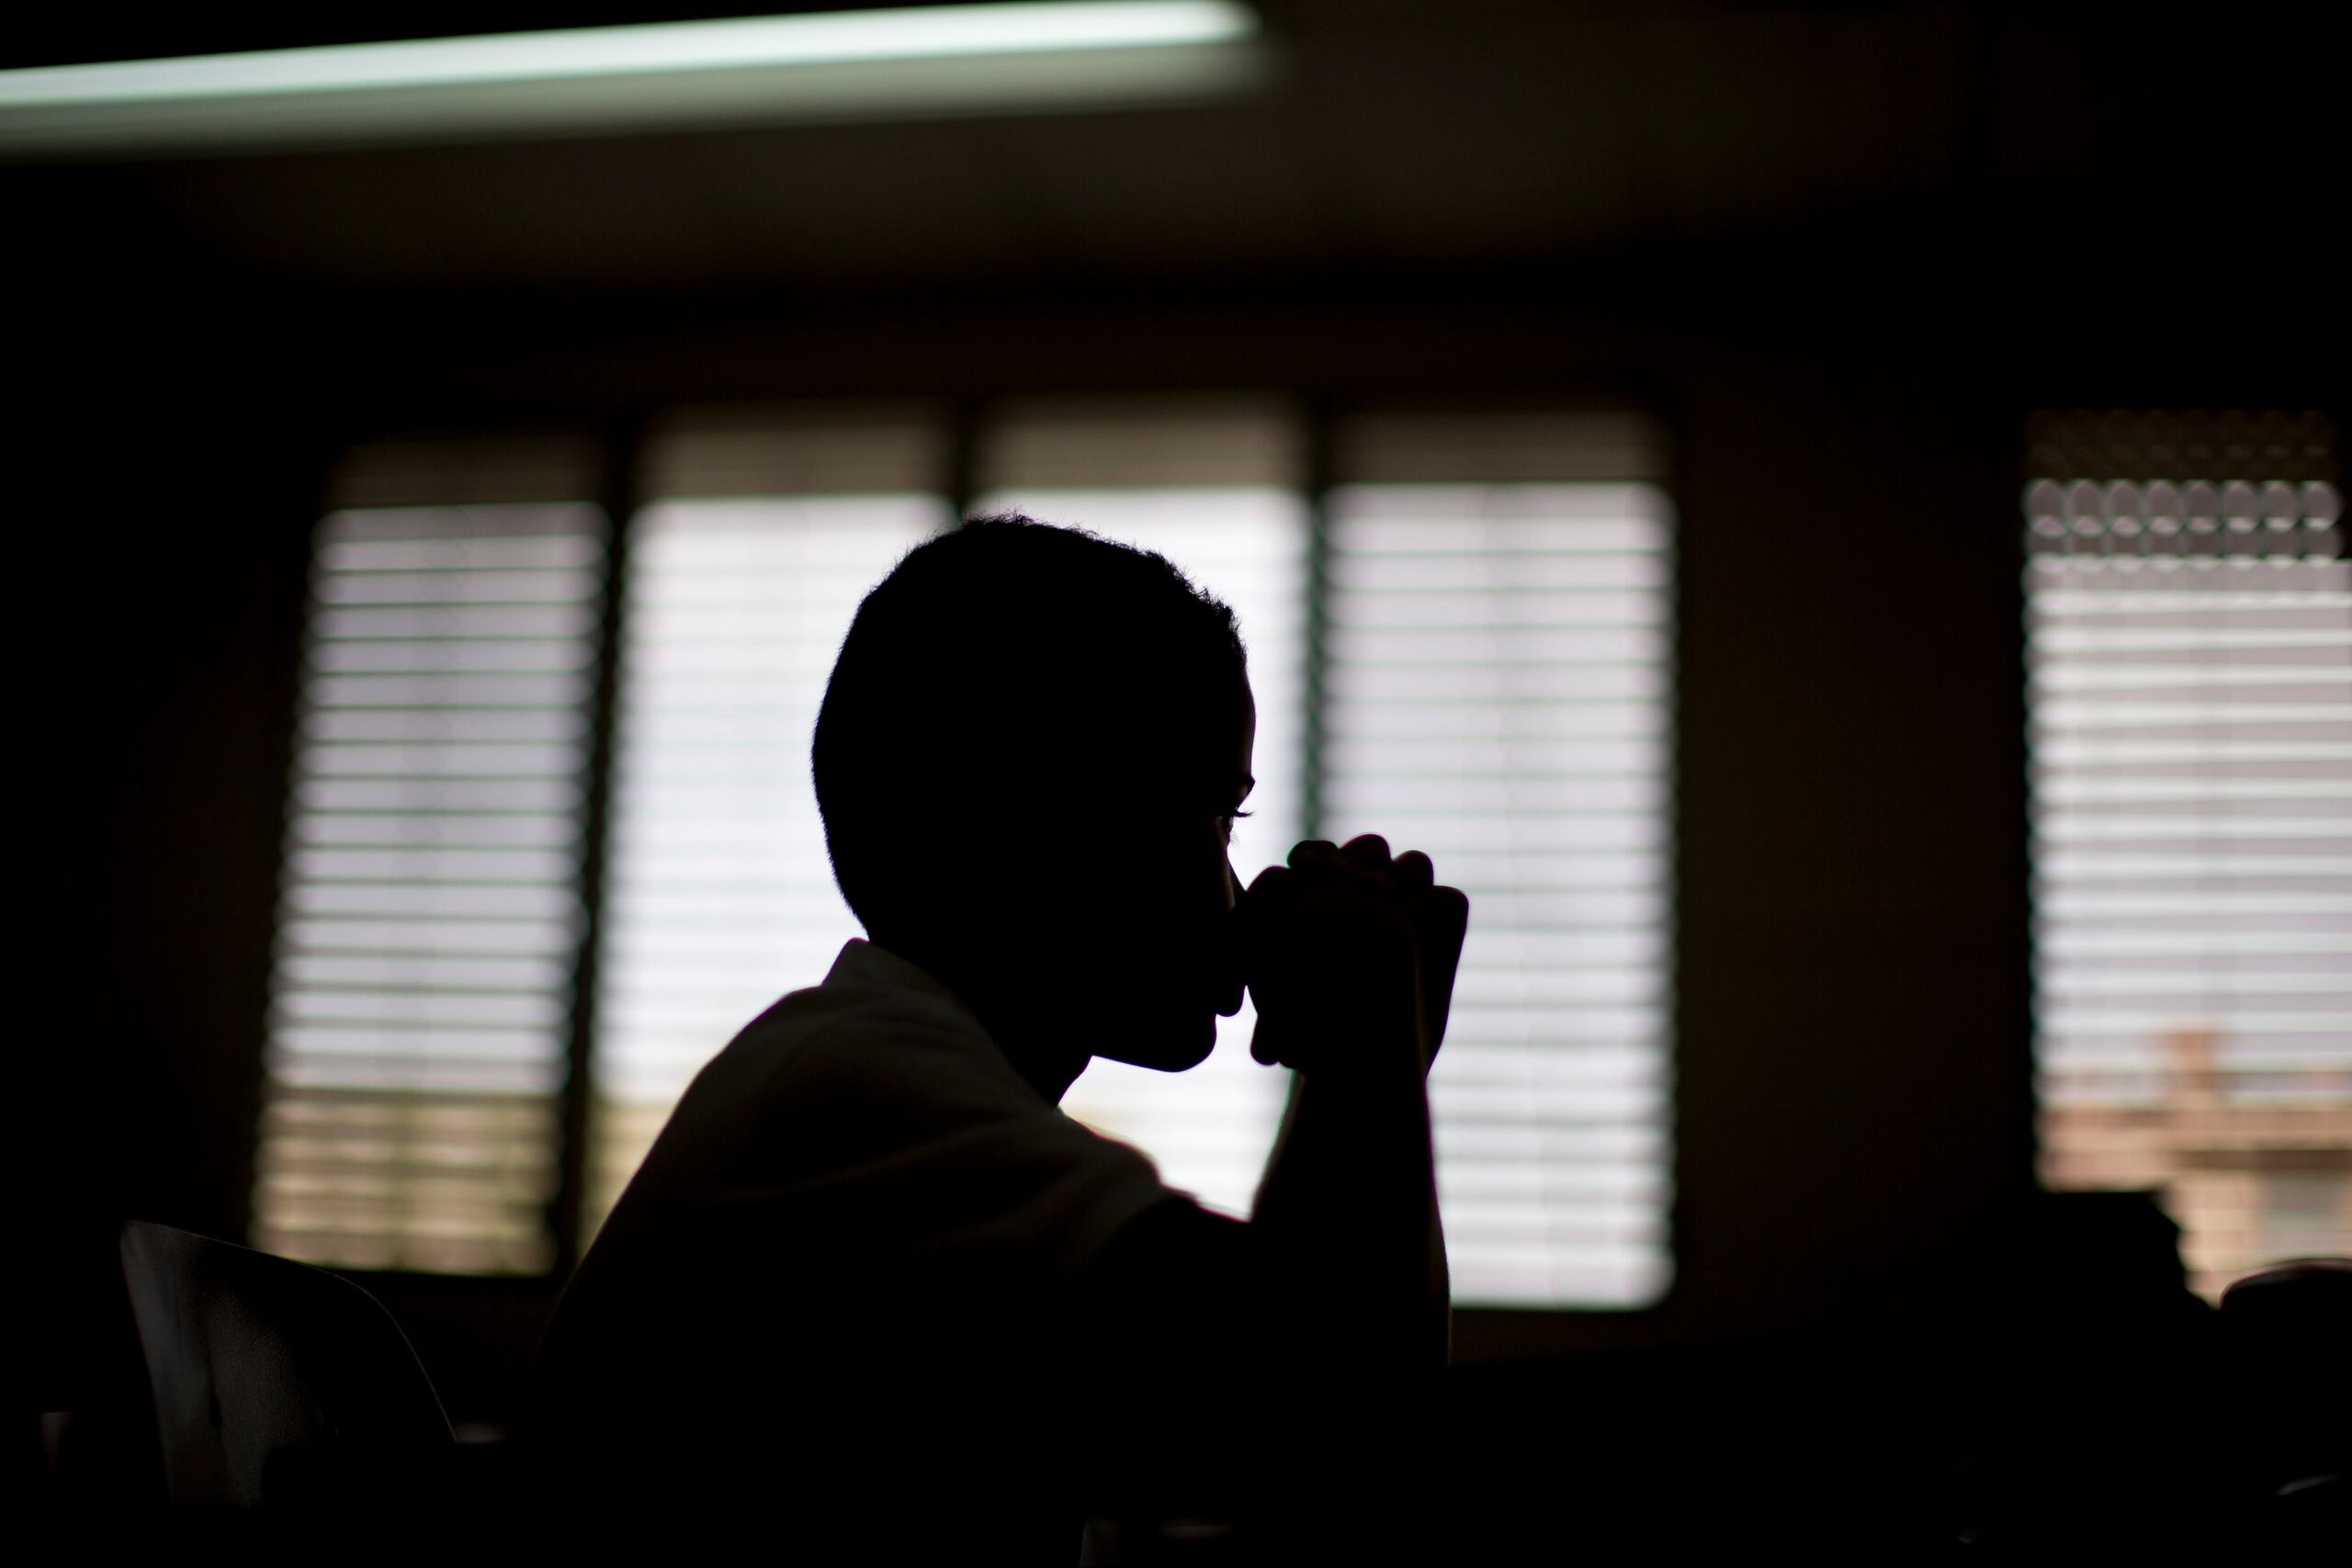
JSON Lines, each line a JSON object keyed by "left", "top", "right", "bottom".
{"left": 519, "top": 517, "right": 1468, "bottom": 1558}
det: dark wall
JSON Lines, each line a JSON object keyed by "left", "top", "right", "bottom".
{"left": 25, "top": 350, "right": 322, "bottom": 1438}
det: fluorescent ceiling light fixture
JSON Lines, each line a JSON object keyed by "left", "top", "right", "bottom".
{"left": 1, "top": 4, "right": 1257, "bottom": 103}
{"left": 0, "top": 2, "right": 1265, "bottom": 158}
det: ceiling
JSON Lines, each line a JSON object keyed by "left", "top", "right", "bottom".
{"left": 7, "top": 2, "right": 2334, "bottom": 304}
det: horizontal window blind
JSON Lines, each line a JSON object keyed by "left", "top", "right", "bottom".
{"left": 2024, "top": 411, "right": 2350, "bottom": 1298}
{"left": 586, "top": 496, "right": 946, "bottom": 1234}
{"left": 263, "top": 406, "right": 1686, "bottom": 1307}
{"left": 255, "top": 496, "right": 606, "bottom": 1274}
{"left": 977, "top": 396, "right": 1306, "bottom": 1218}
{"left": 1323, "top": 411, "right": 1675, "bottom": 1307}
{"left": 585, "top": 409, "right": 950, "bottom": 1239}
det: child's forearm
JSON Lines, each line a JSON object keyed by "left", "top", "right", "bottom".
{"left": 1252, "top": 1046, "right": 1450, "bottom": 1371}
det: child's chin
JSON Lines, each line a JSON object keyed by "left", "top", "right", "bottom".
{"left": 1097, "top": 1013, "right": 1219, "bottom": 1074}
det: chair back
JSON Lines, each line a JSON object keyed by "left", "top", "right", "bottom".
{"left": 119, "top": 1220, "right": 451, "bottom": 1506}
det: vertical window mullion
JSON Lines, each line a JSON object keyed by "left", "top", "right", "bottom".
{"left": 552, "top": 424, "right": 646, "bottom": 1276}
{"left": 1300, "top": 400, "right": 1334, "bottom": 846}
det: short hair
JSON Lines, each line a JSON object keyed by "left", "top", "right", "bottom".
{"left": 813, "top": 514, "right": 1246, "bottom": 942}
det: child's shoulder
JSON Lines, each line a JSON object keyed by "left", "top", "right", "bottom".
{"left": 678, "top": 964, "right": 1039, "bottom": 1168}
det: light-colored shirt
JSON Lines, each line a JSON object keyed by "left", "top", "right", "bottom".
{"left": 584, "top": 936, "right": 1173, "bottom": 1303}
{"left": 526, "top": 938, "right": 1184, "bottom": 1546}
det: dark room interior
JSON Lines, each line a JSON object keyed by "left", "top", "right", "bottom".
{"left": 15, "top": 1, "right": 2346, "bottom": 1552}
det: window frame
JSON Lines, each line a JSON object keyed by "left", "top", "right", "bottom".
{"left": 260, "top": 394, "right": 1690, "bottom": 1321}
{"left": 2017, "top": 411, "right": 2350, "bottom": 1298}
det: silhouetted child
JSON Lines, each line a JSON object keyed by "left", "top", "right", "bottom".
{"left": 524, "top": 516, "right": 1465, "bottom": 1559}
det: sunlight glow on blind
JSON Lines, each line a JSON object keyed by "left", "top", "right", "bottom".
{"left": 2024, "top": 412, "right": 2350, "bottom": 1298}
{"left": 255, "top": 504, "right": 605, "bottom": 1274}
{"left": 1323, "top": 477, "right": 1676, "bottom": 1308}
{"left": 976, "top": 485, "right": 1308, "bottom": 1217}
{"left": 975, "top": 396, "right": 1307, "bottom": 1217}
{"left": 267, "top": 409, "right": 1682, "bottom": 1298}
{"left": 586, "top": 494, "right": 945, "bottom": 1235}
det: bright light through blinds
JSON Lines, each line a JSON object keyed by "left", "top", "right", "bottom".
{"left": 2024, "top": 412, "right": 2351, "bottom": 1299}
{"left": 587, "top": 494, "right": 945, "bottom": 1233}
{"left": 976, "top": 487, "right": 1307, "bottom": 1216}
{"left": 977, "top": 397, "right": 1307, "bottom": 1217}
{"left": 1323, "top": 427, "right": 1675, "bottom": 1306}
{"left": 255, "top": 504, "right": 605, "bottom": 1275}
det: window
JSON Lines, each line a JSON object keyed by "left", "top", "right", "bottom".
{"left": 584, "top": 407, "right": 950, "bottom": 1234}
{"left": 258, "top": 404, "right": 1678, "bottom": 1308}
{"left": 2023, "top": 411, "right": 2351, "bottom": 1298}
{"left": 1323, "top": 412, "right": 1676, "bottom": 1306}
{"left": 254, "top": 441, "right": 606, "bottom": 1273}
{"left": 974, "top": 396, "right": 1309, "bottom": 1217}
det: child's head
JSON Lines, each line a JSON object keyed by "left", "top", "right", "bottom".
{"left": 814, "top": 515, "right": 1257, "bottom": 1071}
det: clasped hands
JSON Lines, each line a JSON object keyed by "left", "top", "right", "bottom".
{"left": 1237, "top": 835, "right": 1470, "bottom": 1078}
